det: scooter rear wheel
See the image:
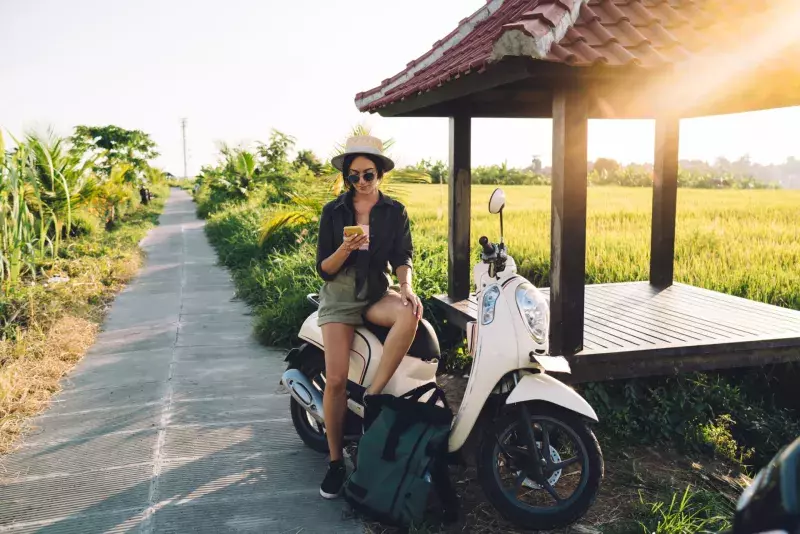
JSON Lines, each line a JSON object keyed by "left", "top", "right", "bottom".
{"left": 477, "top": 401, "right": 603, "bottom": 530}
{"left": 289, "top": 357, "right": 329, "bottom": 453}
{"left": 290, "top": 396, "right": 329, "bottom": 453}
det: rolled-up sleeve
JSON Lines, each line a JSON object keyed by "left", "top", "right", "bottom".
{"left": 315, "top": 204, "right": 337, "bottom": 281}
{"left": 389, "top": 206, "right": 413, "bottom": 274}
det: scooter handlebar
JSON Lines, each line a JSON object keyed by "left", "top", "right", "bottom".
{"left": 479, "top": 236, "right": 494, "bottom": 255}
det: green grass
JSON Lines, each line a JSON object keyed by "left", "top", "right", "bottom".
{"left": 406, "top": 184, "right": 800, "bottom": 307}
{"left": 634, "top": 485, "right": 734, "bottom": 534}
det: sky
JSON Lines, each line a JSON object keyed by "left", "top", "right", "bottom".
{"left": 2, "top": 0, "right": 800, "bottom": 176}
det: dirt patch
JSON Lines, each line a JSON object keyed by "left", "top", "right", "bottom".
{"left": 0, "top": 316, "right": 98, "bottom": 453}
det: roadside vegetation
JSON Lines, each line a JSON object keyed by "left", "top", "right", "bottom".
{"left": 0, "top": 125, "right": 167, "bottom": 453}
{"left": 192, "top": 126, "right": 800, "bottom": 533}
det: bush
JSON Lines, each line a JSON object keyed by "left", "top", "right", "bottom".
{"left": 67, "top": 210, "right": 102, "bottom": 238}
{"left": 249, "top": 245, "right": 320, "bottom": 346}
{"left": 580, "top": 369, "right": 800, "bottom": 471}
{"left": 203, "top": 194, "right": 321, "bottom": 345}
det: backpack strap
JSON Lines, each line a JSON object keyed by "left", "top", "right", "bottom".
{"left": 430, "top": 449, "right": 460, "bottom": 523}
{"left": 401, "top": 382, "right": 438, "bottom": 402}
{"left": 381, "top": 410, "right": 415, "bottom": 461}
{"left": 380, "top": 383, "right": 453, "bottom": 461}
{"left": 402, "top": 382, "right": 451, "bottom": 411}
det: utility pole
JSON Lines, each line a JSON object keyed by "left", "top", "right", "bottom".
{"left": 180, "top": 118, "right": 188, "bottom": 179}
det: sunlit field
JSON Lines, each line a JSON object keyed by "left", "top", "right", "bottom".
{"left": 402, "top": 184, "right": 800, "bottom": 310}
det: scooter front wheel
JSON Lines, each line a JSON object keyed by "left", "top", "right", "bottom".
{"left": 476, "top": 401, "right": 603, "bottom": 530}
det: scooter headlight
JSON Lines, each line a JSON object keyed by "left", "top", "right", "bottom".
{"left": 481, "top": 286, "right": 501, "bottom": 325}
{"left": 515, "top": 283, "right": 549, "bottom": 344}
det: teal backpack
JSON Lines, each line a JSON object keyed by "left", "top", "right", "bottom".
{"left": 343, "top": 383, "right": 457, "bottom": 528}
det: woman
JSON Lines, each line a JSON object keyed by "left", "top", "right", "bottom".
{"left": 315, "top": 135, "right": 423, "bottom": 499}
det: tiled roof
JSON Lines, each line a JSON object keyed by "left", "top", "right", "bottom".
{"left": 355, "top": 0, "right": 762, "bottom": 112}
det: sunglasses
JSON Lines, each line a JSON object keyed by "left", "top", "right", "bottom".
{"left": 346, "top": 170, "right": 376, "bottom": 184}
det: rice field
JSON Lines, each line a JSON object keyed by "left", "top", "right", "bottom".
{"left": 402, "top": 184, "right": 800, "bottom": 310}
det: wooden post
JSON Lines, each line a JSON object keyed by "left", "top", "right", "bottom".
{"left": 650, "top": 115, "right": 680, "bottom": 288}
{"left": 448, "top": 115, "right": 471, "bottom": 301}
{"left": 550, "top": 88, "right": 588, "bottom": 356}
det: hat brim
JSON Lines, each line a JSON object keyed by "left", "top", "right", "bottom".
{"left": 331, "top": 151, "right": 395, "bottom": 173}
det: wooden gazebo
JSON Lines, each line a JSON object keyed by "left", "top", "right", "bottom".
{"left": 354, "top": 0, "right": 800, "bottom": 382}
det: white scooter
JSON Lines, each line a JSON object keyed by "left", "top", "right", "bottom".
{"left": 282, "top": 188, "right": 603, "bottom": 530}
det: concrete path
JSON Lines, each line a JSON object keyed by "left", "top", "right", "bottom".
{"left": 0, "top": 189, "right": 359, "bottom": 534}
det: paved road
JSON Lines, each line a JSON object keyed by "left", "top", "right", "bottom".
{"left": 0, "top": 189, "right": 359, "bottom": 534}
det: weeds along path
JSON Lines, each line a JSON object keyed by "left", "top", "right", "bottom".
{"left": 0, "top": 188, "right": 359, "bottom": 534}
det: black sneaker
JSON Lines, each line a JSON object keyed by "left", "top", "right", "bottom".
{"left": 320, "top": 459, "right": 346, "bottom": 499}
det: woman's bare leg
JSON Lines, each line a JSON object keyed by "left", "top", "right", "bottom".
{"left": 364, "top": 292, "right": 419, "bottom": 395}
{"left": 321, "top": 323, "right": 354, "bottom": 461}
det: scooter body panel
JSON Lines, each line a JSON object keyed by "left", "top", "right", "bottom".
{"left": 449, "top": 266, "right": 534, "bottom": 452}
{"left": 449, "top": 256, "right": 575, "bottom": 452}
{"left": 506, "top": 372, "right": 599, "bottom": 422}
{"left": 298, "top": 311, "right": 437, "bottom": 397}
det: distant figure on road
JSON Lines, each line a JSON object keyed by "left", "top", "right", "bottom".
{"left": 139, "top": 185, "right": 150, "bottom": 205}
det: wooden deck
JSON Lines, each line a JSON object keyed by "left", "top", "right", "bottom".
{"left": 433, "top": 282, "right": 800, "bottom": 383}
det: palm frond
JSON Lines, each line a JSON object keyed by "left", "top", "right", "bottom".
{"left": 258, "top": 210, "right": 314, "bottom": 245}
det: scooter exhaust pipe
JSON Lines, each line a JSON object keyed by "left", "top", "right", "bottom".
{"left": 281, "top": 369, "right": 324, "bottom": 423}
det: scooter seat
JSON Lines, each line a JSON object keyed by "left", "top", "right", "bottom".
{"left": 362, "top": 318, "right": 441, "bottom": 362}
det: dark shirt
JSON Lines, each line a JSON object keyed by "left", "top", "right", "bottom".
{"left": 315, "top": 190, "right": 413, "bottom": 304}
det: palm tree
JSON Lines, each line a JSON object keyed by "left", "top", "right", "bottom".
{"left": 93, "top": 163, "right": 134, "bottom": 229}
{"left": 25, "top": 132, "right": 97, "bottom": 254}
{"left": 208, "top": 144, "right": 258, "bottom": 199}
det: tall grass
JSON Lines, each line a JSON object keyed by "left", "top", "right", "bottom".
{"left": 1, "top": 133, "right": 47, "bottom": 286}
{"left": 407, "top": 185, "right": 800, "bottom": 308}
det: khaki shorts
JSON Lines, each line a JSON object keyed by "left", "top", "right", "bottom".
{"left": 317, "top": 267, "right": 399, "bottom": 327}
{"left": 317, "top": 267, "right": 369, "bottom": 327}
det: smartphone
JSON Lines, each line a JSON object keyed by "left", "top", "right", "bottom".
{"left": 343, "top": 225, "right": 365, "bottom": 237}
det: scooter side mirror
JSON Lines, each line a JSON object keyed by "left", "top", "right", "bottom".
{"left": 733, "top": 435, "right": 800, "bottom": 533}
{"left": 488, "top": 188, "right": 506, "bottom": 214}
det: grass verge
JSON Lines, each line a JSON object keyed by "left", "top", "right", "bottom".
{"left": 0, "top": 185, "right": 168, "bottom": 453}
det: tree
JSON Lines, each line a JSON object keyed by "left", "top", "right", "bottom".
{"left": 294, "top": 149, "right": 323, "bottom": 176}
{"left": 417, "top": 158, "right": 449, "bottom": 184}
{"left": 593, "top": 157, "right": 620, "bottom": 176}
{"left": 257, "top": 130, "right": 296, "bottom": 175}
{"left": 70, "top": 125, "right": 159, "bottom": 180}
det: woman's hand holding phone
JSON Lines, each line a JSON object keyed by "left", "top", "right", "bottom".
{"left": 341, "top": 228, "right": 368, "bottom": 253}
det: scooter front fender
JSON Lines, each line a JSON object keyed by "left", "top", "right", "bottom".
{"left": 506, "top": 373, "right": 598, "bottom": 422}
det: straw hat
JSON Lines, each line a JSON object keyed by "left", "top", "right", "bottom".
{"left": 331, "top": 135, "right": 395, "bottom": 172}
